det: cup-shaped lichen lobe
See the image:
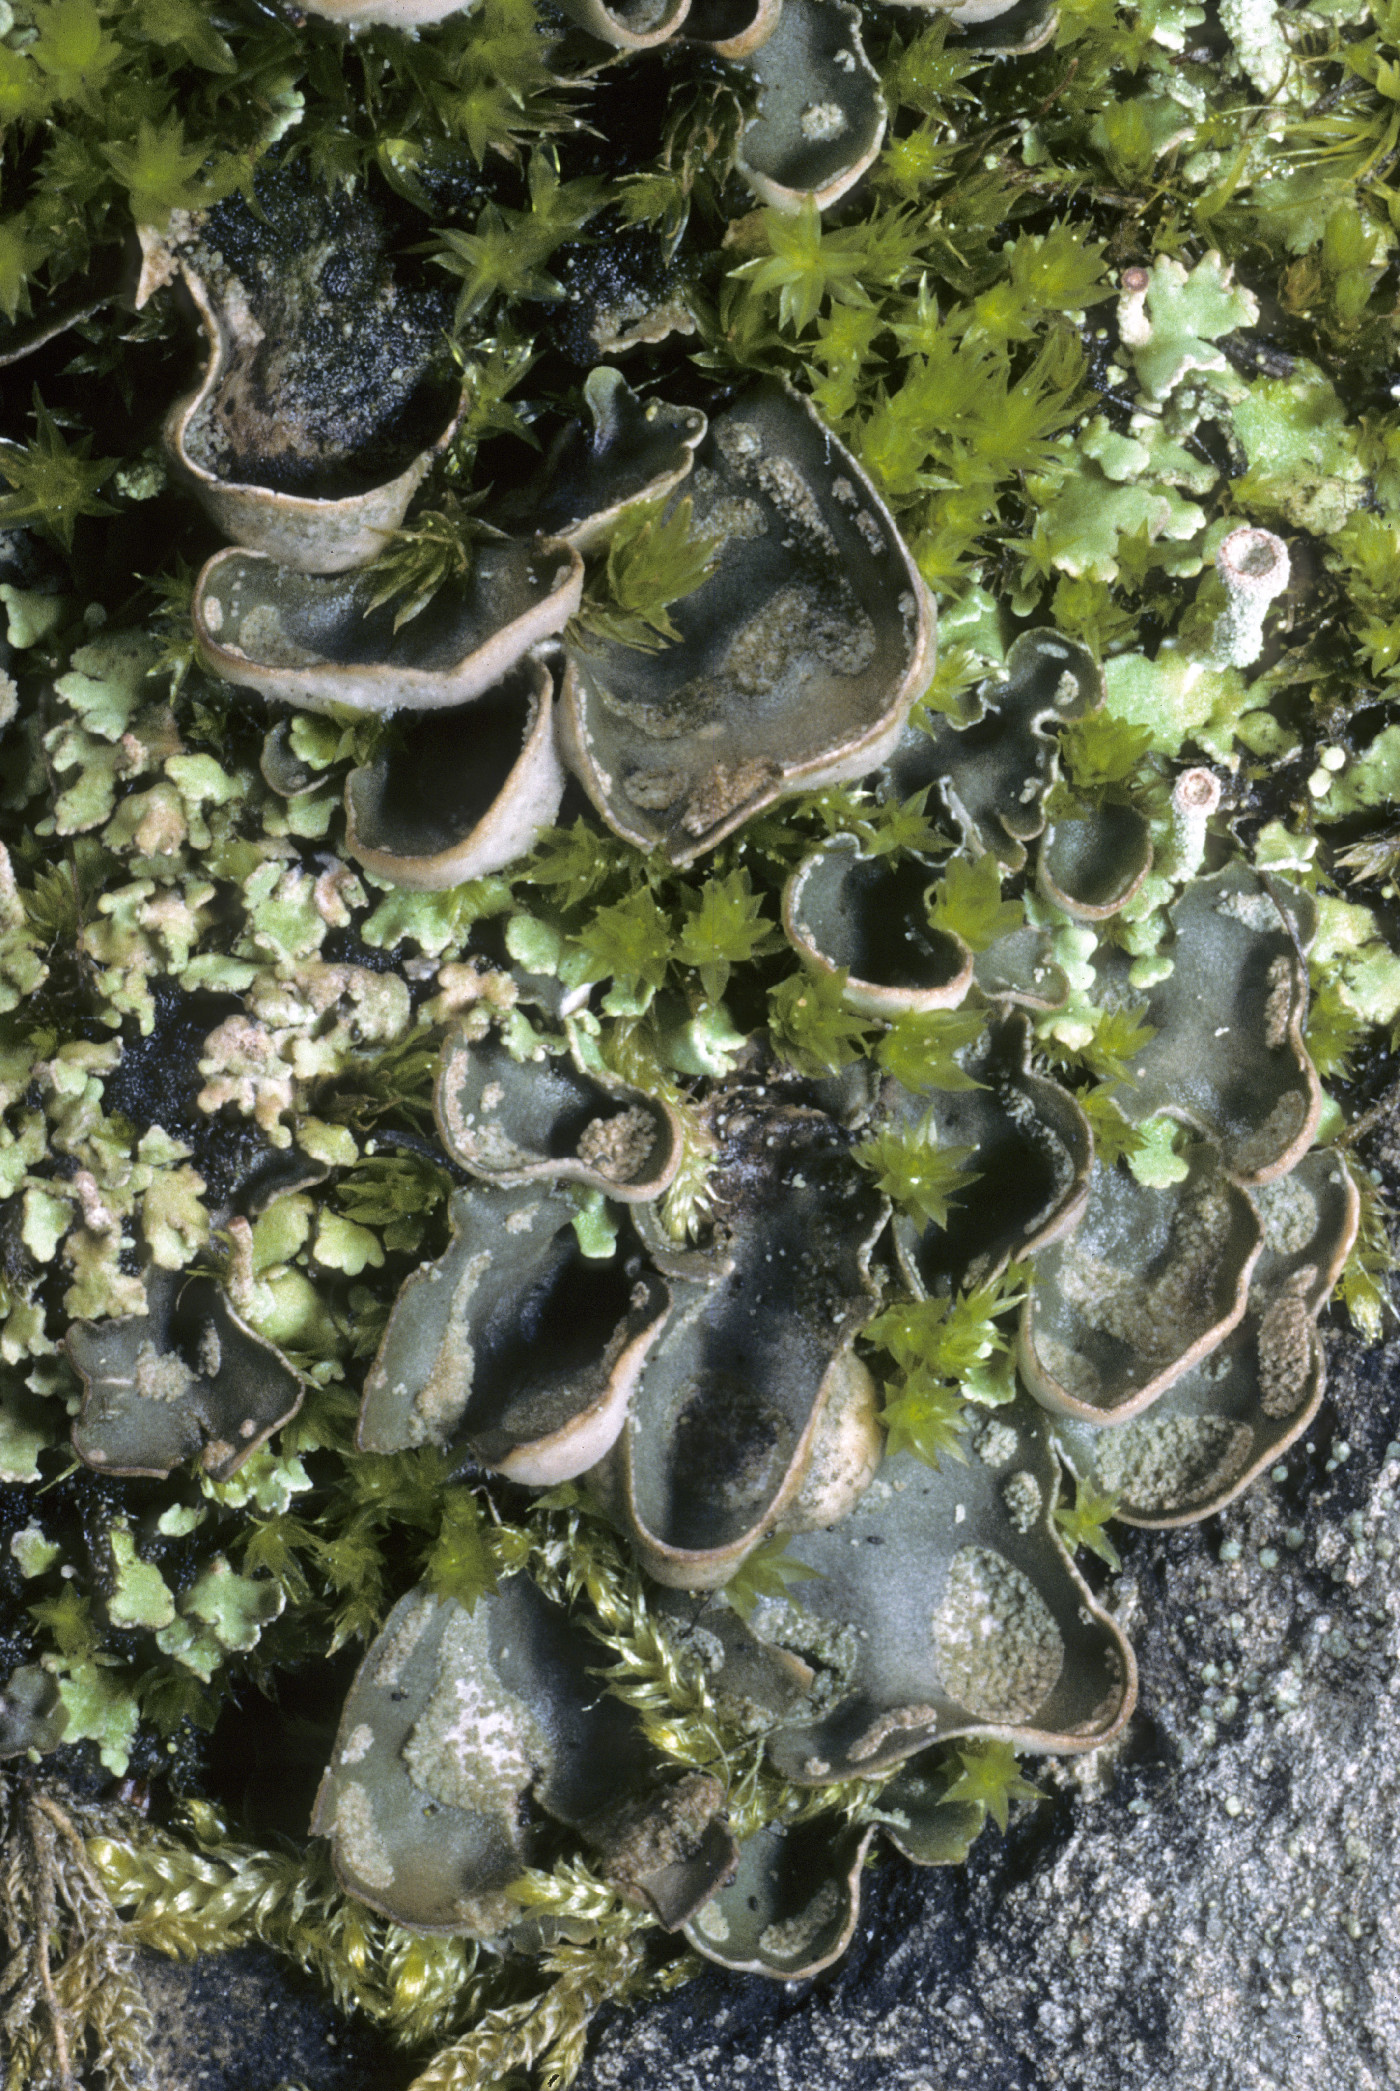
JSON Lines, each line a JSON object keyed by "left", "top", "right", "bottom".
{"left": 556, "top": 0, "right": 692, "bottom": 47}
{"left": 1038, "top": 802, "right": 1154, "bottom": 919}
{"left": 312, "top": 1586, "right": 534, "bottom": 1934}
{"left": 561, "top": 381, "right": 933, "bottom": 862}
{"left": 734, "top": 0, "right": 885, "bottom": 210}
{"left": 68, "top": 1269, "right": 304, "bottom": 1482}
{"left": 182, "top": 166, "right": 458, "bottom": 474}
{"left": 599, "top": 1077, "right": 887, "bottom": 1583}
{"left": 884, "top": 629, "right": 1101, "bottom": 869}
{"left": 683, "top": 0, "right": 782, "bottom": 55}
{"left": 1020, "top": 1146, "right": 1264, "bottom": 1423}
{"left": 884, "top": 1018, "right": 1093, "bottom": 1296}
{"left": 759, "top": 1394, "right": 1134, "bottom": 1785}
{"left": 193, "top": 538, "right": 583, "bottom": 715}
{"left": 492, "top": 369, "right": 708, "bottom": 553}
{"left": 166, "top": 162, "right": 462, "bottom": 568}
{"left": 68, "top": 1299, "right": 205, "bottom": 1478}
{"left": 344, "top": 657, "right": 567, "bottom": 890}
{"left": 684, "top": 1817, "right": 869, "bottom": 1977}
{"left": 783, "top": 834, "right": 974, "bottom": 1018}
{"left": 357, "top": 1181, "right": 669, "bottom": 1484}
{"left": 312, "top": 1577, "right": 669, "bottom": 1934}
{"left": 435, "top": 1029, "right": 682, "bottom": 1200}
{"left": 1095, "top": 866, "right": 1321, "bottom": 1182}
{"left": 684, "top": 1727, "right": 994, "bottom": 1978}
{"left": 1053, "top": 1149, "right": 1360, "bottom": 1526}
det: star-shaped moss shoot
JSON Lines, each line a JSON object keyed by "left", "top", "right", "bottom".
{"left": 940, "top": 1737, "right": 1045, "bottom": 1832}
{"left": 0, "top": 389, "right": 117, "bottom": 550}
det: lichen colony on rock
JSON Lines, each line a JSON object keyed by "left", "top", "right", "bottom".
{"left": 262, "top": 661, "right": 1350, "bottom": 1976}
{"left": 3, "top": 0, "right": 1400, "bottom": 2081}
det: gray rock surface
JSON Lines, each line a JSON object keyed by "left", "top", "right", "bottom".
{"left": 141, "top": 1945, "right": 409, "bottom": 2091}
{"left": 570, "top": 1315, "right": 1400, "bottom": 2091}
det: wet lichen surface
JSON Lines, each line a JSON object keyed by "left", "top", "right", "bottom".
{"left": 3, "top": 0, "right": 1400, "bottom": 2087}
